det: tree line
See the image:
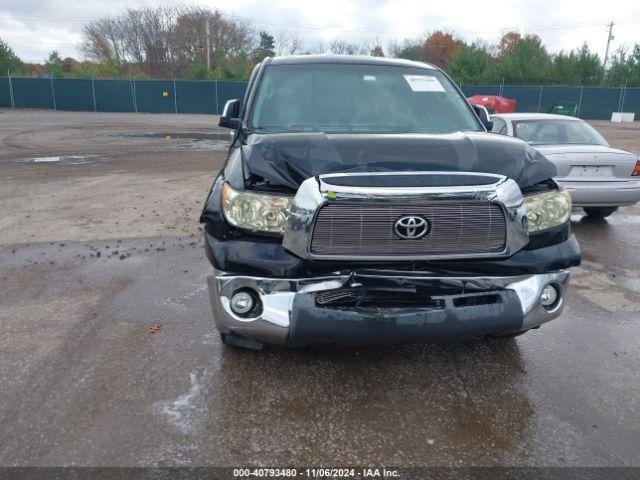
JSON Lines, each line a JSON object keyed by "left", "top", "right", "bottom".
{"left": 1, "top": 5, "right": 639, "bottom": 87}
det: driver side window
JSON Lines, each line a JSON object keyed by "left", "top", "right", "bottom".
{"left": 491, "top": 117, "right": 507, "bottom": 135}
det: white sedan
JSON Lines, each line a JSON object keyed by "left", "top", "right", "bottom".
{"left": 491, "top": 113, "right": 640, "bottom": 218}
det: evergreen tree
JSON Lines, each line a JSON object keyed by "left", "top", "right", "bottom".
{"left": 447, "top": 43, "right": 492, "bottom": 84}
{"left": 253, "top": 31, "right": 275, "bottom": 62}
{"left": 604, "top": 45, "right": 640, "bottom": 87}
{"left": 552, "top": 44, "right": 603, "bottom": 85}
{"left": 494, "top": 34, "right": 551, "bottom": 84}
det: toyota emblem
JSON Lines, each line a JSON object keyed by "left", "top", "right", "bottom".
{"left": 394, "top": 215, "right": 430, "bottom": 239}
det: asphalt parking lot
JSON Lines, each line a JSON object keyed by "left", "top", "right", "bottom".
{"left": 0, "top": 110, "right": 639, "bottom": 467}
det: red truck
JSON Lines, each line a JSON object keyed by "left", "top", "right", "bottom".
{"left": 467, "top": 95, "right": 516, "bottom": 114}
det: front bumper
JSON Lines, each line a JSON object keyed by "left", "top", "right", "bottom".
{"left": 559, "top": 179, "right": 640, "bottom": 206}
{"left": 208, "top": 270, "right": 570, "bottom": 347}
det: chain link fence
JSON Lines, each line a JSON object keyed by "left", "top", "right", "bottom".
{"left": 1, "top": 77, "right": 639, "bottom": 120}
{"left": 460, "top": 84, "right": 639, "bottom": 120}
{"left": 0, "top": 77, "right": 246, "bottom": 115}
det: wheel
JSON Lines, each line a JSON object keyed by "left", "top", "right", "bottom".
{"left": 219, "top": 332, "right": 265, "bottom": 350}
{"left": 583, "top": 206, "right": 618, "bottom": 218}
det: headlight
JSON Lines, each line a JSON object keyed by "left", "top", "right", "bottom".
{"left": 221, "top": 182, "right": 293, "bottom": 234}
{"left": 523, "top": 188, "right": 572, "bottom": 233}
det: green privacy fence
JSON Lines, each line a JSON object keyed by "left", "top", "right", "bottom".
{"left": 0, "top": 77, "right": 247, "bottom": 114}
{"left": 0, "top": 77, "right": 639, "bottom": 120}
{"left": 460, "top": 85, "right": 640, "bottom": 120}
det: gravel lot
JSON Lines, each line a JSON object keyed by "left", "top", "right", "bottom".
{"left": 1, "top": 110, "right": 639, "bottom": 467}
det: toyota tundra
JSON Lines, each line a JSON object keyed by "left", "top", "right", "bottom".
{"left": 200, "top": 56, "right": 581, "bottom": 349}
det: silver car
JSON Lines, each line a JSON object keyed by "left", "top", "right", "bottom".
{"left": 491, "top": 113, "right": 640, "bottom": 218}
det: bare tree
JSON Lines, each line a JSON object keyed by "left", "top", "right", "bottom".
{"left": 81, "top": 6, "right": 253, "bottom": 77}
{"left": 275, "top": 30, "right": 303, "bottom": 56}
{"left": 325, "top": 37, "right": 384, "bottom": 56}
{"left": 308, "top": 40, "right": 327, "bottom": 55}
{"left": 82, "top": 17, "right": 126, "bottom": 63}
{"left": 174, "top": 7, "right": 253, "bottom": 71}
{"left": 328, "top": 38, "right": 370, "bottom": 55}
{"left": 386, "top": 39, "right": 401, "bottom": 58}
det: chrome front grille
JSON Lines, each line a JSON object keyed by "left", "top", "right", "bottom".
{"left": 310, "top": 203, "right": 506, "bottom": 256}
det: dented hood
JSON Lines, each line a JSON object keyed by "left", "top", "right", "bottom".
{"left": 238, "top": 131, "right": 557, "bottom": 190}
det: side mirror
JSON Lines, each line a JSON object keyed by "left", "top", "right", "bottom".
{"left": 471, "top": 104, "right": 493, "bottom": 131}
{"left": 219, "top": 99, "right": 242, "bottom": 129}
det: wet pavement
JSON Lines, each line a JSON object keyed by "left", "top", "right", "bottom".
{"left": 114, "top": 132, "right": 231, "bottom": 151}
{"left": 0, "top": 110, "right": 639, "bottom": 467}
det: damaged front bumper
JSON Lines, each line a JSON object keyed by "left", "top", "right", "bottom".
{"left": 208, "top": 269, "right": 570, "bottom": 347}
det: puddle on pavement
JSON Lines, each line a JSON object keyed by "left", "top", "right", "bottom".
{"left": 128, "top": 132, "right": 230, "bottom": 141}
{"left": 15, "top": 154, "right": 106, "bottom": 165}
{"left": 115, "top": 132, "right": 231, "bottom": 151}
{"left": 572, "top": 261, "right": 640, "bottom": 313}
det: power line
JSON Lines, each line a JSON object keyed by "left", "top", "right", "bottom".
{"left": 0, "top": 10, "right": 634, "bottom": 36}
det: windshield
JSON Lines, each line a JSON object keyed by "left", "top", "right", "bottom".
{"left": 249, "top": 64, "right": 481, "bottom": 134}
{"left": 513, "top": 119, "right": 608, "bottom": 146}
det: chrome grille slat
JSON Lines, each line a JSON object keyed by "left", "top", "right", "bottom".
{"left": 310, "top": 203, "right": 506, "bottom": 256}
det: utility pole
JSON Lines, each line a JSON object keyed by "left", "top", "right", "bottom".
{"left": 604, "top": 21, "right": 615, "bottom": 69}
{"left": 205, "top": 20, "right": 211, "bottom": 72}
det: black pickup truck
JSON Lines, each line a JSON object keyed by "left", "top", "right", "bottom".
{"left": 201, "top": 55, "right": 581, "bottom": 350}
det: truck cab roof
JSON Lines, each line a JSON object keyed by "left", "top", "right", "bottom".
{"left": 266, "top": 54, "right": 437, "bottom": 70}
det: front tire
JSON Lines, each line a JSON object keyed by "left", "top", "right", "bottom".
{"left": 583, "top": 206, "right": 618, "bottom": 218}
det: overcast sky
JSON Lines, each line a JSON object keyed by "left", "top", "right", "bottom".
{"left": 1, "top": 0, "right": 639, "bottom": 63}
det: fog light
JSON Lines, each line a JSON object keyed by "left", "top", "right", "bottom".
{"left": 540, "top": 285, "right": 559, "bottom": 308}
{"left": 230, "top": 291, "right": 254, "bottom": 315}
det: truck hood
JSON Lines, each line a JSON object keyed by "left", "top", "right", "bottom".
{"left": 237, "top": 131, "right": 557, "bottom": 190}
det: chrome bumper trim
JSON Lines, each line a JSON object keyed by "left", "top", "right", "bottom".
{"left": 208, "top": 269, "right": 570, "bottom": 346}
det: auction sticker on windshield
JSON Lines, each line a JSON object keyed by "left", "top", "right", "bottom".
{"left": 403, "top": 75, "right": 445, "bottom": 92}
